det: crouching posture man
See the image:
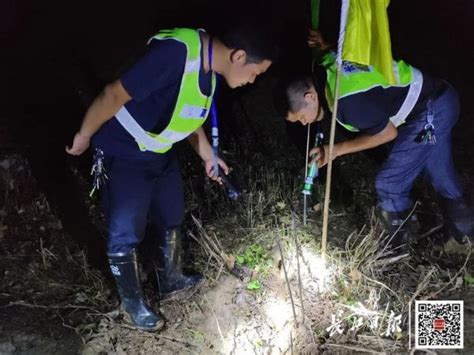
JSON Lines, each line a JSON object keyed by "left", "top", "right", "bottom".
{"left": 276, "top": 30, "right": 473, "bottom": 246}
{"left": 66, "top": 25, "right": 275, "bottom": 331}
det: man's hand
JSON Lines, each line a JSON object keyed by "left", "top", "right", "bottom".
{"left": 309, "top": 144, "right": 339, "bottom": 168}
{"left": 65, "top": 79, "right": 131, "bottom": 157}
{"left": 66, "top": 132, "right": 91, "bottom": 156}
{"left": 308, "top": 29, "right": 331, "bottom": 51}
{"left": 308, "top": 122, "right": 398, "bottom": 167}
{"left": 204, "top": 158, "right": 230, "bottom": 185}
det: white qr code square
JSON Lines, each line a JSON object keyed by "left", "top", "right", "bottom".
{"left": 415, "top": 300, "right": 463, "bottom": 349}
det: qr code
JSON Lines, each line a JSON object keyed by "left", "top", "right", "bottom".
{"left": 415, "top": 300, "right": 463, "bottom": 349}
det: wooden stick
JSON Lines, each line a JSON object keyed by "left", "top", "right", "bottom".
{"left": 291, "top": 216, "right": 305, "bottom": 324}
{"left": 372, "top": 253, "right": 410, "bottom": 268}
{"left": 321, "top": 60, "right": 342, "bottom": 258}
{"left": 417, "top": 224, "right": 443, "bottom": 240}
{"left": 321, "top": 0, "right": 350, "bottom": 258}
{"left": 275, "top": 229, "right": 298, "bottom": 325}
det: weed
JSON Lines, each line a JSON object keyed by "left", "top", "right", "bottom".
{"left": 246, "top": 279, "right": 262, "bottom": 291}
{"left": 464, "top": 274, "right": 474, "bottom": 287}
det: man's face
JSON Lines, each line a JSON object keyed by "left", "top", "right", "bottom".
{"left": 223, "top": 49, "right": 272, "bottom": 88}
{"left": 286, "top": 92, "right": 324, "bottom": 125}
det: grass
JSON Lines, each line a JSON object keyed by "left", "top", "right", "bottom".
{"left": 178, "top": 106, "right": 472, "bottom": 352}
{"left": 1, "top": 81, "right": 473, "bottom": 353}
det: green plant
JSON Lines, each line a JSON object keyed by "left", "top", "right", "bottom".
{"left": 464, "top": 274, "right": 474, "bottom": 287}
{"left": 236, "top": 243, "right": 270, "bottom": 269}
{"left": 236, "top": 244, "right": 272, "bottom": 291}
{"left": 246, "top": 279, "right": 261, "bottom": 291}
{"left": 191, "top": 329, "right": 205, "bottom": 343}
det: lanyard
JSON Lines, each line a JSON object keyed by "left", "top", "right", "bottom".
{"left": 208, "top": 36, "right": 220, "bottom": 176}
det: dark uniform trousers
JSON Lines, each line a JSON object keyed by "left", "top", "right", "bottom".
{"left": 375, "top": 84, "right": 463, "bottom": 212}
{"left": 101, "top": 150, "right": 184, "bottom": 253}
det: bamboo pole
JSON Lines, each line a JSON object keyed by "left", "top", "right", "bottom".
{"left": 321, "top": 0, "right": 350, "bottom": 258}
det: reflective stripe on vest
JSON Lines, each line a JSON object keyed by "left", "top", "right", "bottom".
{"left": 115, "top": 28, "right": 216, "bottom": 153}
{"left": 115, "top": 106, "right": 171, "bottom": 151}
{"left": 323, "top": 52, "right": 423, "bottom": 132}
{"left": 389, "top": 68, "right": 423, "bottom": 127}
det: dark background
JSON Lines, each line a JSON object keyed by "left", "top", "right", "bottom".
{"left": 2, "top": 0, "right": 473, "bottom": 150}
{"left": 1, "top": 0, "right": 473, "bottom": 264}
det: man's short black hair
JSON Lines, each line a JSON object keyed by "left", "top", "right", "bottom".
{"left": 273, "top": 73, "right": 313, "bottom": 119}
{"left": 219, "top": 22, "right": 278, "bottom": 64}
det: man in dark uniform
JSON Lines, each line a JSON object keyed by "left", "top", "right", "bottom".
{"left": 276, "top": 30, "right": 473, "bottom": 246}
{"left": 66, "top": 25, "right": 276, "bottom": 331}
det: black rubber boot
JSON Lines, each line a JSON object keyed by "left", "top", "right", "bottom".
{"left": 108, "top": 249, "right": 164, "bottom": 331}
{"left": 377, "top": 207, "right": 420, "bottom": 247}
{"left": 440, "top": 196, "right": 474, "bottom": 243}
{"left": 155, "top": 228, "right": 204, "bottom": 300}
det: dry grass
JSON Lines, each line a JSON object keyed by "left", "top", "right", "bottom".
{"left": 179, "top": 127, "right": 472, "bottom": 353}
{"left": 1, "top": 105, "right": 472, "bottom": 353}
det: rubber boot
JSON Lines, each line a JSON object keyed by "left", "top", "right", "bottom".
{"left": 108, "top": 249, "right": 164, "bottom": 331}
{"left": 377, "top": 207, "right": 420, "bottom": 248}
{"left": 440, "top": 196, "right": 474, "bottom": 243}
{"left": 155, "top": 228, "right": 204, "bottom": 300}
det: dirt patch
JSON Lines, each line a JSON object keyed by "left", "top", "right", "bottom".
{"left": 0, "top": 308, "right": 82, "bottom": 355}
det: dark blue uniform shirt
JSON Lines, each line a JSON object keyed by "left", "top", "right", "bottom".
{"left": 93, "top": 32, "right": 212, "bottom": 159}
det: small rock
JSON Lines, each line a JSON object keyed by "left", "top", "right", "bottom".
{"left": 0, "top": 341, "right": 16, "bottom": 353}
{"left": 0, "top": 159, "right": 13, "bottom": 169}
{"left": 75, "top": 292, "right": 88, "bottom": 303}
{"left": 233, "top": 291, "right": 255, "bottom": 306}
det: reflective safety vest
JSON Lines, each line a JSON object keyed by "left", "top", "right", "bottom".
{"left": 322, "top": 52, "right": 423, "bottom": 132}
{"left": 114, "top": 28, "right": 216, "bottom": 153}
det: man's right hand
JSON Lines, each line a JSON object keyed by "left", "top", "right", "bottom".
{"left": 65, "top": 79, "right": 131, "bottom": 157}
{"left": 66, "top": 132, "right": 91, "bottom": 156}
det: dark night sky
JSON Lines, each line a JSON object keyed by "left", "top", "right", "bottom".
{"left": 1, "top": 0, "right": 473, "bottom": 145}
